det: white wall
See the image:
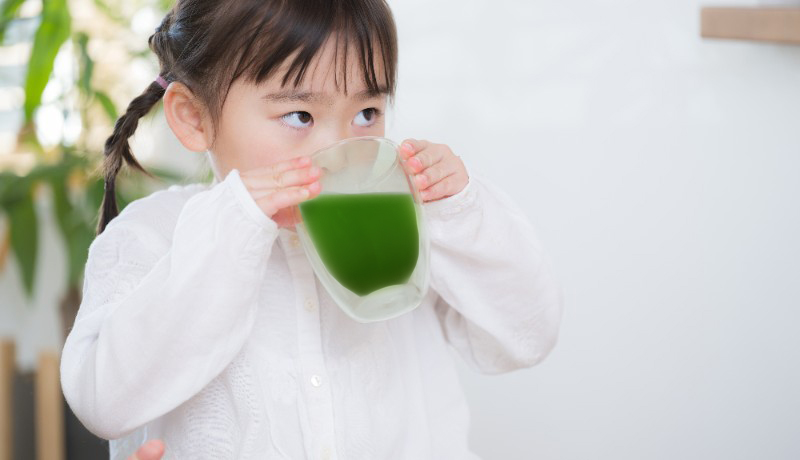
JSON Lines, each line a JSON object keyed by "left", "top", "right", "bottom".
{"left": 386, "top": 0, "right": 800, "bottom": 458}
{"left": 2, "top": 0, "right": 799, "bottom": 458}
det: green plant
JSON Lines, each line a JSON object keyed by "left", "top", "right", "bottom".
{"left": 0, "top": 0, "right": 181, "bottom": 312}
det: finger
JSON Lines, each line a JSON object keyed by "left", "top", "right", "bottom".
{"left": 128, "top": 440, "right": 165, "bottom": 460}
{"left": 420, "top": 173, "right": 464, "bottom": 202}
{"left": 399, "top": 139, "right": 429, "bottom": 159}
{"left": 257, "top": 182, "right": 321, "bottom": 216}
{"left": 408, "top": 149, "right": 445, "bottom": 176}
{"left": 414, "top": 157, "right": 453, "bottom": 190}
{"left": 241, "top": 156, "right": 312, "bottom": 179}
{"left": 273, "top": 166, "right": 321, "bottom": 188}
{"left": 246, "top": 165, "right": 321, "bottom": 190}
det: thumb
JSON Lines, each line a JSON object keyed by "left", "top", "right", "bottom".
{"left": 127, "top": 440, "right": 165, "bottom": 460}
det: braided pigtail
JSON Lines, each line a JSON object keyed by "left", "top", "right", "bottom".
{"left": 96, "top": 11, "right": 176, "bottom": 235}
{"left": 96, "top": 81, "right": 165, "bottom": 235}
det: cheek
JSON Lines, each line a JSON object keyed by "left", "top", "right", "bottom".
{"left": 216, "top": 117, "right": 290, "bottom": 169}
{"left": 240, "top": 139, "right": 283, "bottom": 169}
{"left": 373, "top": 119, "right": 386, "bottom": 137}
{"left": 355, "top": 115, "right": 386, "bottom": 136}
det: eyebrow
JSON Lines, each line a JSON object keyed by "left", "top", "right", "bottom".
{"left": 262, "top": 87, "right": 390, "bottom": 104}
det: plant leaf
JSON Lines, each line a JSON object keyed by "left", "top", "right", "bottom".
{"left": 86, "top": 177, "right": 105, "bottom": 213}
{"left": 48, "top": 172, "right": 71, "bottom": 236}
{"left": 157, "top": 0, "right": 173, "bottom": 12}
{"left": 67, "top": 220, "right": 94, "bottom": 288}
{"left": 91, "top": 0, "right": 126, "bottom": 25}
{"left": 47, "top": 170, "right": 77, "bottom": 283}
{"left": 0, "top": 219, "right": 9, "bottom": 273}
{"left": 0, "top": 0, "right": 25, "bottom": 43}
{"left": 93, "top": 90, "right": 118, "bottom": 122}
{"left": 23, "top": 0, "right": 72, "bottom": 122}
{"left": 26, "top": 161, "right": 72, "bottom": 184}
{"left": 46, "top": 165, "right": 96, "bottom": 289}
{"left": 0, "top": 171, "right": 18, "bottom": 205}
{"left": 75, "top": 31, "right": 93, "bottom": 95}
{"left": 4, "top": 188, "right": 38, "bottom": 298}
{"left": 0, "top": 172, "right": 28, "bottom": 207}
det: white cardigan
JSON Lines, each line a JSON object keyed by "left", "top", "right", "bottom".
{"left": 60, "top": 168, "right": 563, "bottom": 459}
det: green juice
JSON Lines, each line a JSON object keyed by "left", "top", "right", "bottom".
{"left": 299, "top": 193, "right": 419, "bottom": 296}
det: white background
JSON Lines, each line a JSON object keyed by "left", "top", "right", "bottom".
{"left": 387, "top": 0, "right": 800, "bottom": 458}
{"left": 2, "top": 0, "right": 799, "bottom": 458}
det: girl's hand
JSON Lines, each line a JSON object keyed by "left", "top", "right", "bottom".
{"left": 127, "top": 440, "right": 164, "bottom": 460}
{"left": 239, "top": 156, "right": 322, "bottom": 227}
{"left": 399, "top": 139, "right": 469, "bottom": 202}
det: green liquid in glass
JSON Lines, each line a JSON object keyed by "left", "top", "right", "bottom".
{"left": 299, "top": 193, "right": 419, "bottom": 296}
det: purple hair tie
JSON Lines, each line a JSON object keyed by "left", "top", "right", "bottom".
{"left": 155, "top": 75, "right": 169, "bottom": 89}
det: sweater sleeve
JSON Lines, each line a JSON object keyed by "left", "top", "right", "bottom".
{"left": 60, "top": 169, "right": 278, "bottom": 440}
{"left": 424, "top": 173, "right": 563, "bottom": 375}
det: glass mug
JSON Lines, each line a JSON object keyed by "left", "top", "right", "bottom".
{"left": 292, "top": 136, "right": 430, "bottom": 323}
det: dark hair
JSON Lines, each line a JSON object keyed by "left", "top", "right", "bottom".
{"left": 97, "top": 0, "right": 399, "bottom": 235}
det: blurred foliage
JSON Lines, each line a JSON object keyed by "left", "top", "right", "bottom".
{"left": 0, "top": 0, "right": 182, "bottom": 301}
{"left": 24, "top": 0, "right": 71, "bottom": 122}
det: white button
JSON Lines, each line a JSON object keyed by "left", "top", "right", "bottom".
{"left": 310, "top": 375, "right": 322, "bottom": 387}
{"left": 322, "top": 446, "right": 332, "bottom": 460}
{"left": 304, "top": 298, "right": 316, "bottom": 312}
{"left": 290, "top": 235, "right": 300, "bottom": 248}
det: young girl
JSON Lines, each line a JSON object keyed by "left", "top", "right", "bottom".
{"left": 60, "top": 0, "right": 563, "bottom": 458}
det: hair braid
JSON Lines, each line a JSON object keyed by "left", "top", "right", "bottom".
{"left": 96, "top": 81, "right": 165, "bottom": 235}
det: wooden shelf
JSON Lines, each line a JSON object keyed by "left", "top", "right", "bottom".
{"left": 701, "top": 7, "right": 800, "bottom": 44}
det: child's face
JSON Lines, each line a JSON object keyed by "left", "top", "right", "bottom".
{"left": 207, "top": 39, "right": 389, "bottom": 180}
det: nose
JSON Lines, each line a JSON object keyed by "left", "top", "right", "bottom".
{"left": 311, "top": 125, "right": 358, "bottom": 155}
{"left": 309, "top": 124, "right": 363, "bottom": 173}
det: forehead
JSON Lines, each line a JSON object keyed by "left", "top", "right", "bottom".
{"left": 261, "top": 36, "right": 387, "bottom": 100}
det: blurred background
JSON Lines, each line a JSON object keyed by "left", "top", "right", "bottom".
{"left": 1, "top": 0, "right": 799, "bottom": 458}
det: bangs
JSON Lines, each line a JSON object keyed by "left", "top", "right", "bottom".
{"left": 230, "top": 1, "right": 397, "bottom": 99}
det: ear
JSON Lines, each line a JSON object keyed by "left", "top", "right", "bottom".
{"left": 163, "top": 82, "right": 213, "bottom": 152}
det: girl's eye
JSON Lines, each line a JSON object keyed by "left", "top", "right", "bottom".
{"left": 354, "top": 108, "right": 381, "bottom": 127}
{"left": 282, "top": 111, "right": 313, "bottom": 129}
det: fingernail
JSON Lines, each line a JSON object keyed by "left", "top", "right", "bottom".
{"left": 401, "top": 143, "right": 414, "bottom": 156}
{"left": 415, "top": 174, "right": 427, "bottom": 188}
{"left": 409, "top": 157, "right": 422, "bottom": 171}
